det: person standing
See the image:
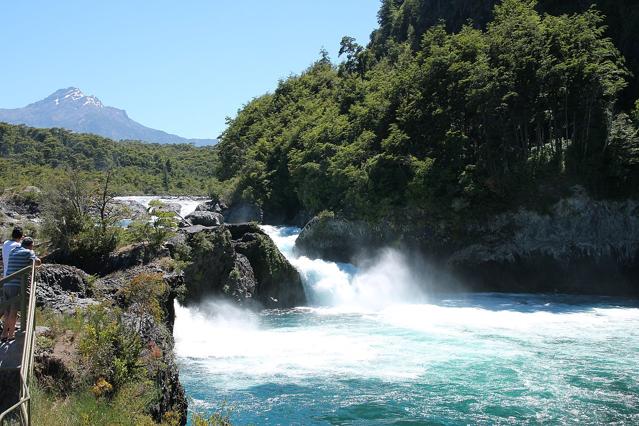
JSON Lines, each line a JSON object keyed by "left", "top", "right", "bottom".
{"left": 2, "top": 227, "right": 23, "bottom": 277}
{"left": 1, "top": 237, "right": 41, "bottom": 342}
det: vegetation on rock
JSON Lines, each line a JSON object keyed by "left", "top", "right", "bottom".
{"left": 216, "top": 0, "right": 639, "bottom": 225}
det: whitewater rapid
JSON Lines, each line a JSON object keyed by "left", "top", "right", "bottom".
{"left": 173, "top": 225, "right": 639, "bottom": 424}
{"left": 115, "top": 195, "right": 204, "bottom": 218}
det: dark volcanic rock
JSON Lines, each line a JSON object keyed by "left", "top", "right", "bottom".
{"left": 35, "top": 264, "right": 98, "bottom": 313}
{"left": 94, "top": 262, "right": 188, "bottom": 424}
{"left": 295, "top": 215, "right": 394, "bottom": 263}
{"left": 45, "top": 243, "right": 168, "bottom": 277}
{"left": 182, "top": 227, "right": 241, "bottom": 303}
{"left": 121, "top": 310, "right": 187, "bottom": 424}
{"left": 195, "top": 200, "right": 222, "bottom": 213}
{"left": 233, "top": 224, "right": 306, "bottom": 308}
{"left": 36, "top": 264, "right": 89, "bottom": 295}
{"left": 296, "top": 188, "right": 639, "bottom": 296}
{"left": 185, "top": 211, "right": 224, "bottom": 227}
{"left": 182, "top": 224, "right": 306, "bottom": 308}
{"left": 447, "top": 189, "right": 639, "bottom": 296}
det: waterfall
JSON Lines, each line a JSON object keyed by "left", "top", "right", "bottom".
{"left": 261, "top": 225, "right": 428, "bottom": 310}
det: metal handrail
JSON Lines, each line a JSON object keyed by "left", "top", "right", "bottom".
{"left": 0, "top": 261, "right": 37, "bottom": 425}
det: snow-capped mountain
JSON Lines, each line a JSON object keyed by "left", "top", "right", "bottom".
{"left": 0, "top": 88, "right": 217, "bottom": 146}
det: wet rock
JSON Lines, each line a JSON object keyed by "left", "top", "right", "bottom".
{"left": 195, "top": 200, "right": 222, "bottom": 214}
{"left": 233, "top": 225, "right": 306, "bottom": 308}
{"left": 295, "top": 215, "right": 393, "bottom": 263}
{"left": 185, "top": 211, "right": 224, "bottom": 227}
{"left": 447, "top": 188, "right": 639, "bottom": 295}
{"left": 182, "top": 224, "right": 305, "bottom": 308}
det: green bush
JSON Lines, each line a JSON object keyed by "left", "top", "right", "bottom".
{"left": 118, "top": 272, "right": 168, "bottom": 322}
{"left": 78, "top": 305, "right": 144, "bottom": 393}
{"left": 128, "top": 200, "right": 178, "bottom": 253}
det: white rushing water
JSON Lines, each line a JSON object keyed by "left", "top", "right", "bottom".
{"left": 115, "top": 195, "right": 204, "bottom": 218}
{"left": 173, "top": 224, "right": 639, "bottom": 424}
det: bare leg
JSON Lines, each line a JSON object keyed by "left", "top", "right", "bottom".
{"left": 5, "top": 308, "right": 17, "bottom": 339}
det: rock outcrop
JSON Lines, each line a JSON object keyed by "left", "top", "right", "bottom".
{"left": 34, "top": 261, "right": 188, "bottom": 425}
{"left": 185, "top": 211, "right": 224, "bottom": 227}
{"left": 223, "top": 201, "right": 263, "bottom": 224}
{"left": 181, "top": 224, "right": 306, "bottom": 308}
{"left": 295, "top": 214, "right": 395, "bottom": 263}
{"left": 35, "top": 264, "right": 98, "bottom": 313}
{"left": 112, "top": 199, "right": 149, "bottom": 221}
{"left": 295, "top": 188, "right": 639, "bottom": 296}
{"left": 447, "top": 189, "right": 639, "bottom": 295}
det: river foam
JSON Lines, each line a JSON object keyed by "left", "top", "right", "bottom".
{"left": 174, "top": 224, "right": 639, "bottom": 424}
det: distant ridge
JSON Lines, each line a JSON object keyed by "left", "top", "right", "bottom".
{"left": 0, "top": 88, "right": 217, "bottom": 146}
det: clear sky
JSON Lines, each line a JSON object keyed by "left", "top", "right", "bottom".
{"left": 0, "top": 1, "right": 380, "bottom": 139}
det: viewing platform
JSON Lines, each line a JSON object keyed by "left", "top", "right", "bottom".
{"left": 0, "top": 263, "right": 38, "bottom": 424}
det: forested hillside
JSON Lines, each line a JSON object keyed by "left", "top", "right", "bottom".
{"left": 217, "top": 0, "right": 639, "bottom": 224}
{"left": 369, "top": 0, "right": 639, "bottom": 106}
{"left": 0, "top": 123, "right": 218, "bottom": 194}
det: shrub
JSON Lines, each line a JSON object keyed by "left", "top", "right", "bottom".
{"left": 78, "top": 305, "right": 144, "bottom": 393}
{"left": 118, "top": 272, "right": 168, "bottom": 322}
{"left": 41, "top": 170, "right": 124, "bottom": 260}
{"left": 128, "top": 200, "right": 178, "bottom": 253}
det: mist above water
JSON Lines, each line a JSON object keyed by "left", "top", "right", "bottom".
{"left": 261, "top": 225, "right": 431, "bottom": 310}
{"left": 167, "top": 216, "right": 639, "bottom": 424}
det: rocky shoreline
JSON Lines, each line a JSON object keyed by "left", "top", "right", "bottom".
{"left": 294, "top": 187, "right": 639, "bottom": 297}
{"left": 0, "top": 192, "right": 306, "bottom": 424}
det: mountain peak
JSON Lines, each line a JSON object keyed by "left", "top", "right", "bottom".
{"left": 45, "top": 87, "right": 103, "bottom": 108}
{"left": 0, "top": 88, "right": 217, "bottom": 146}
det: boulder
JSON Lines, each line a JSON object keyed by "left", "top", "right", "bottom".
{"left": 195, "top": 201, "right": 222, "bottom": 214}
{"left": 182, "top": 227, "right": 239, "bottom": 303}
{"left": 181, "top": 224, "right": 305, "bottom": 308}
{"left": 151, "top": 202, "right": 182, "bottom": 217}
{"left": 295, "top": 214, "right": 394, "bottom": 263}
{"left": 185, "top": 211, "right": 224, "bottom": 227}
{"left": 233, "top": 226, "right": 306, "bottom": 308}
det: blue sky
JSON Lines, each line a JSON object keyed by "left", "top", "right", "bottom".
{"left": 0, "top": 1, "right": 380, "bottom": 139}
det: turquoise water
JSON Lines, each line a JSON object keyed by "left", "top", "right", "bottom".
{"left": 175, "top": 226, "right": 639, "bottom": 425}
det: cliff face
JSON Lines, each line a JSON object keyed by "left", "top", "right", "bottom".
{"left": 448, "top": 189, "right": 639, "bottom": 295}
{"left": 34, "top": 263, "right": 188, "bottom": 425}
{"left": 296, "top": 189, "right": 639, "bottom": 296}
{"left": 181, "top": 223, "right": 307, "bottom": 309}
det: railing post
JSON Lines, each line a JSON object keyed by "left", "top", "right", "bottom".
{"left": 20, "top": 273, "right": 27, "bottom": 332}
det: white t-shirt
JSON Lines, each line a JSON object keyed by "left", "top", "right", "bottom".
{"left": 2, "top": 240, "right": 21, "bottom": 276}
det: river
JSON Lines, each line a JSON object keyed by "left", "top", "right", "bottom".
{"left": 174, "top": 225, "right": 639, "bottom": 425}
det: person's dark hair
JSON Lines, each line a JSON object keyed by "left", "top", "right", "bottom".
{"left": 21, "top": 237, "right": 34, "bottom": 248}
{"left": 11, "top": 227, "right": 23, "bottom": 240}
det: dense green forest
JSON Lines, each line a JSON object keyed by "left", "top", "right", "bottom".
{"left": 368, "top": 0, "right": 639, "bottom": 106}
{"left": 217, "top": 0, "right": 639, "bottom": 223}
{"left": 0, "top": 123, "right": 219, "bottom": 194}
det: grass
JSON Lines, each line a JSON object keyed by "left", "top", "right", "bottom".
{"left": 36, "top": 308, "right": 85, "bottom": 337}
{"left": 31, "top": 381, "right": 164, "bottom": 426}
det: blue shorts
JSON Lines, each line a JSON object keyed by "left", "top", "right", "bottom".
{"left": 2, "top": 286, "right": 20, "bottom": 311}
